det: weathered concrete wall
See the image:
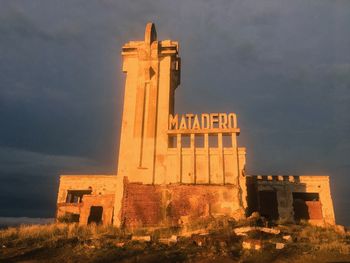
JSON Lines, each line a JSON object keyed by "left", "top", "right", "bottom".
{"left": 246, "top": 175, "right": 336, "bottom": 225}
{"left": 57, "top": 175, "right": 118, "bottom": 203}
{"left": 78, "top": 194, "right": 115, "bottom": 225}
{"left": 56, "top": 175, "right": 117, "bottom": 225}
{"left": 165, "top": 146, "right": 245, "bottom": 186}
{"left": 113, "top": 23, "right": 248, "bottom": 226}
{"left": 117, "top": 23, "right": 180, "bottom": 185}
{"left": 55, "top": 23, "right": 337, "bottom": 228}
{"left": 121, "top": 178, "right": 245, "bottom": 228}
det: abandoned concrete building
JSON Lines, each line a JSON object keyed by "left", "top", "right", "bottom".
{"left": 56, "top": 23, "right": 336, "bottom": 227}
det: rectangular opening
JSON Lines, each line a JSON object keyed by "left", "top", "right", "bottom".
{"left": 258, "top": 190, "right": 279, "bottom": 220}
{"left": 293, "top": 176, "right": 300, "bottom": 183}
{"left": 181, "top": 135, "right": 191, "bottom": 148}
{"left": 222, "top": 134, "right": 232, "bottom": 147}
{"left": 283, "top": 176, "right": 289, "bottom": 182}
{"left": 209, "top": 134, "right": 218, "bottom": 148}
{"left": 293, "top": 192, "right": 319, "bottom": 201}
{"left": 195, "top": 134, "right": 204, "bottom": 147}
{"left": 66, "top": 189, "right": 92, "bottom": 203}
{"left": 246, "top": 177, "right": 259, "bottom": 216}
{"left": 293, "top": 192, "right": 322, "bottom": 221}
{"left": 168, "top": 135, "right": 177, "bottom": 148}
{"left": 88, "top": 206, "right": 103, "bottom": 224}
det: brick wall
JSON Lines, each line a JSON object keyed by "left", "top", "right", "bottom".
{"left": 121, "top": 179, "right": 244, "bottom": 228}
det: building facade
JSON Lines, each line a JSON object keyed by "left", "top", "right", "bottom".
{"left": 56, "top": 23, "right": 335, "bottom": 227}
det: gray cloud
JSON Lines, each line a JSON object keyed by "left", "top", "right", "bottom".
{"left": 0, "top": 0, "right": 350, "bottom": 224}
{"left": 0, "top": 2, "right": 84, "bottom": 42}
{"left": 0, "top": 146, "right": 105, "bottom": 174}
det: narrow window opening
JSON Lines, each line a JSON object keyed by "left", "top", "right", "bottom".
{"left": 209, "top": 134, "right": 218, "bottom": 148}
{"left": 181, "top": 135, "right": 191, "bottom": 148}
{"left": 222, "top": 134, "right": 232, "bottom": 148}
{"left": 66, "top": 189, "right": 92, "bottom": 203}
{"left": 168, "top": 135, "right": 177, "bottom": 148}
{"left": 195, "top": 134, "right": 204, "bottom": 148}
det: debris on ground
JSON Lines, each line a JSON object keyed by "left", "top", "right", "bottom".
{"left": 158, "top": 235, "right": 178, "bottom": 245}
{"left": 233, "top": 226, "right": 280, "bottom": 236}
{"left": 114, "top": 242, "right": 125, "bottom": 247}
{"left": 242, "top": 239, "right": 262, "bottom": 250}
{"left": 283, "top": 235, "right": 292, "bottom": 241}
{"left": 131, "top": 235, "right": 151, "bottom": 242}
{"left": 275, "top": 242, "right": 285, "bottom": 249}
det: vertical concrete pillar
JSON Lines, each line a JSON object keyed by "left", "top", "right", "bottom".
{"left": 204, "top": 133, "right": 210, "bottom": 184}
{"left": 231, "top": 133, "right": 239, "bottom": 178}
{"left": 218, "top": 133, "right": 224, "bottom": 185}
{"left": 276, "top": 187, "right": 294, "bottom": 222}
{"left": 190, "top": 133, "right": 196, "bottom": 184}
{"left": 177, "top": 134, "right": 182, "bottom": 183}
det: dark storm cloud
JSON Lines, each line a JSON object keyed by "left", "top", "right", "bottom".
{"left": 0, "top": 7, "right": 76, "bottom": 42}
{"left": 0, "top": 146, "right": 101, "bottom": 174}
{"left": 0, "top": 0, "right": 350, "bottom": 224}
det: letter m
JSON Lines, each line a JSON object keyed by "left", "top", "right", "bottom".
{"left": 169, "top": 114, "right": 178, "bottom": 129}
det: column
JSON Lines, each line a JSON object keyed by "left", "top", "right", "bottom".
{"left": 204, "top": 133, "right": 210, "bottom": 184}
{"left": 190, "top": 133, "right": 196, "bottom": 184}
{"left": 218, "top": 133, "right": 224, "bottom": 185}
{"left": 177, "top": 134, "right": 182, "bottom": 183}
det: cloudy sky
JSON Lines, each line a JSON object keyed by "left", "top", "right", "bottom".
{"left": 0, "top": 0, "right": 349, "bottom": 225}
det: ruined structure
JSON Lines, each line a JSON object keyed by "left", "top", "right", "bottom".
{"left": 56, "top": 23, "right": 336, "bottom": 227}
{"left": 246, "top": 175, "right": 335, "bottom": 225}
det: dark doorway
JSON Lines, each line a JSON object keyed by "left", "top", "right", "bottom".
{"left": 258, "top": 191, "right": 279, "bottom": 220}
{"left": 293, "top": 192, "right": 322, "bottom": 221}
{"left": 88, "top": 206, "right": 103, "bottom": 224}
{"left": 246, "top": 178, "right": 259, "bottom": 216}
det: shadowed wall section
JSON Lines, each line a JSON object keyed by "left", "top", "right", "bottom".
{"left": 246, "top": 175, "right": 335, "bottom": 225}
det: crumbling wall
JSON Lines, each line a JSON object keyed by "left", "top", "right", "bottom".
{"left": 78, "top": 194, "right": 115, "bottom": 225}
{"left": 57, "top": 175, "right": 118, "bottom": 203}
{"left": 246, "top": 175, "right": 336, "bottom": 225}
{"left": 56, "top": 175, "right": 117, "bottom": 225}
{"left": 121, "top": 178, "right": 245, "bottom": 228}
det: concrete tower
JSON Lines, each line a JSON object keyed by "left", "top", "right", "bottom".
{"left": 117, "top": 23, "right": 180, "bottom": 184}
{"left": 56, "top": 23, "right": 335, "bottom": 228}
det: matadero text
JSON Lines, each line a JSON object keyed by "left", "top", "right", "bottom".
{"left": 169, "top": 113, "right": 237, "bottom": 130}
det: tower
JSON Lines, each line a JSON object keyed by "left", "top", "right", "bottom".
{"left": 56, "top": 23, "right": 336, "bottom": 228}
{"left": 114, "top": 23, "right": 247, "bottom": 227}
{"left": 117, "top": 23, "right": 180, "bottom": 184}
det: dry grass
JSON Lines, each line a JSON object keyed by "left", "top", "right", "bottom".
{"left": 297, "top": 224, "right": 349, "bottom": 254}
{"left": 0, "top": 221, "right": 349, "bottom": 263}
{"left": 0, "top": 223, "right": 123, "bottom": 247}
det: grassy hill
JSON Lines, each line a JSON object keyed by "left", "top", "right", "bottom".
{"left": 0, "top": 217, "right": 349, "bottom": 263}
